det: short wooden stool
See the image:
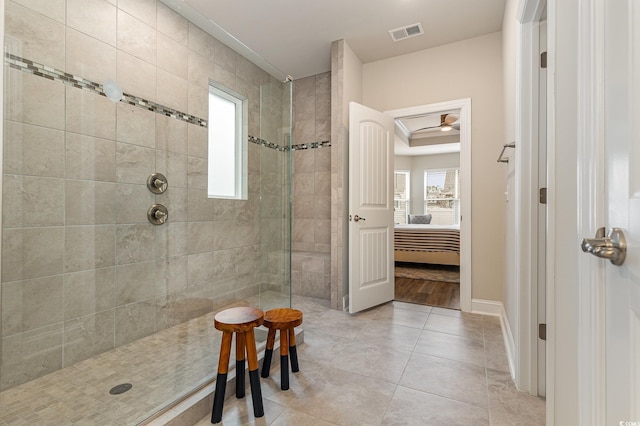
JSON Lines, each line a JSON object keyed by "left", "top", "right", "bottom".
{"left": 211, "top": 307, "right": 264, "bottom": 424}
{"left": 260, "top": 308, "right": 303, "bottom": 390}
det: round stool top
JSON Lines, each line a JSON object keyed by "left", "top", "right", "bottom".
{"left": 263, "top": 308, "right": 303, "bottom": 329}
{"left": 214, "top": 306, "right": 264, "bottom": 332}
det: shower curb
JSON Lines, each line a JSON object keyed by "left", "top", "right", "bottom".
{"left": 143, "top": 328, "right": 304, "bottom": 426}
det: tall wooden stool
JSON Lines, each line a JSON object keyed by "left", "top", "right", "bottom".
{"left": 211, "top": 307, "right": 264, "bottom": 424}
{"left": 261, "top": 308, "right": 303, "bottom": 390}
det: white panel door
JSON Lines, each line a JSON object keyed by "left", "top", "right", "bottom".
{"left": 600, "top": 0, "right": 640, "bottom": 422}
{"left": 348, "top": 101, "right": 394, "bottom": 314}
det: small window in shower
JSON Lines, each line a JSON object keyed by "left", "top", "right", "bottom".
{"left": 208, "top": 81, "right": 248, "bottom": 199}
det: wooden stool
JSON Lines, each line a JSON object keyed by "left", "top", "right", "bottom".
{"left": 261, "top": 308, "right": 303, "bottom": 390}
{"left": 211, "top": 307, "right": 264, "bottom": 424}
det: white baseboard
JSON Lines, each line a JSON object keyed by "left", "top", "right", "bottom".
{"left": 472, "top": 298, "right": 516, "bottom": 380}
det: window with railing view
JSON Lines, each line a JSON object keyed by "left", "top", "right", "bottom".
{"left": 424, "top": 168, "right": 460, "bottom": 225}
{"left": 394, "top": 171, "right": 410, "bottom": 224}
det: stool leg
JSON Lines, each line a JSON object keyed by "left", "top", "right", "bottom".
{"left": 261, "top": 328, "right": 276, "bottom": 378}
{"left": 288, "top": 328, "right": 299, "bottom": 373}
{"left": 280, "top": 328, "right": 289, "bottom": 390}
{"left": 235, "top": 332, "right": 246, "bottom": 399}
{"left": 211, "top": 331, "right": 232, "bottom": 424}
{"left": 245, "top": 329, "right": 264, "bottom": 418}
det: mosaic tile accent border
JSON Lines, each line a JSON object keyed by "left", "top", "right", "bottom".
{"left": 5, "top": 53, "right": 208, "bottom": 127}
{"left": 4, "top": 54, "right": 330, "bottom": 152}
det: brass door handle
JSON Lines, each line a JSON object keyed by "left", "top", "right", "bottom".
{"left": 581, "top": 227, "right": 626, "bottom": 266}
{"left": 353, "top": 215, "right": 366, "bottom": 222}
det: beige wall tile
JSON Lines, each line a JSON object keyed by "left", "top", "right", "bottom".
{"left": 157, "top": 2, "right": 188, "bottom": 45}
{"left": 115, "top": 224, "right": 157, "bottom": 265}
{"left": 315, "top": 148, "right": 331, "bottom": 172}
{"left": 155, "top": 187, "right": 187, "bottom": 222}
{"left": 6, "top": 1, "right": 65, "bottom": 69}
{"left": 117, "top": 50, "right": 157, "bottom": 102}
{"left": 118, "top": 0, "right": 156, "bottom": 28}
{"left": 66, "top": 28, "right": 116, "bottom": 85}
{"left": 187, "top": 189, "right": 214, "bottom": 221}
{"left": 187, "top": 221, "right": 214, "bottom": 255}
{"left": 187, "top": 124, "right": 208, "bottom": 159}
{"left": 188, "top": 51, "right": 214, "bottom": 88}
{"left": 188, "top": 83, "right": 208, "bottom": 119}
{"left": 156, "top": 150, "right": 188, "bottom": 189}
{"left": 115, "top": 183, "right": 154, "bottom": 224}
{"left": 65, "top": 180, "right": 116, "bottom": 225}
{"left": 157, "top": 33, "right": 189, "bottom": 79}
{"left": 65, "top": 133, "right": 116, "bottom": 182}
{"left": 11, "top": 0, "right": 65, "bottom": 23}
{"left": 4, "top": 121, "right": 65, "bottom": 178}
{"left": 115, "top": 261, "right": 156, "bottom": 305}
{"left": 3, "top": 175, "right": 64, "bottom": 227}
{"left": 66, "top": 87, "right": 117, "bottom": 140}
{"left": 164, "top": 222, "right": 188, "bottom": 258}
{"left": 157, "top": 70, "right": 188, "bottom": 112}
{"left": 154, "top": 255, "right": 188, "bottom": 296}
{"left": 116, "top": 103, "right": 156, "bottom": 147}
{"left": 7, "top": 69, "right": 65, "bottom": 130}
{"left": 67, "top": 0, "right": 116, "bottom": 46}
{"left": 114, "top": 301, "right": 155, "bottom": 346}
{"left": 188, "top": 23, "right": 215, "bottom": 59}
{"left": 63, "top": 268, "right": 115, "bottom": 320}
{"left": 11, "top": 275, "right": 64, "bottom": 333}
{"left": 315, "top": 195, "right": 331, "bottom": 219}
{"left": 187, "top": 252, "right": 214, "bottom": 287}
{"left": 117, "top": 9, "right": 156, "bottom": 64}
{"left": 156, "top": 114, "right": 188, "bottom": 154}
{"left": 63, "top": 310, "right": 115, "bottom": 366}
{"left": 65, "top": 225, "right": 115, "bottom": 272}
{"left": 2, "top": 227, "right": 64, "bottom": 282}
{"left": 187, "top": 156, "right": 207, "bottom": 190}
{"left": 116, "top": 142, "right": 156, "bottom": 184}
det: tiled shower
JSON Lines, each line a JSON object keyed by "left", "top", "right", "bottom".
{"left": 0, "top": 0, "right": 292, "bottom": 419}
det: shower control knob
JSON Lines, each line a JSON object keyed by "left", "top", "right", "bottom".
{"left": 147, "top": 204, "right": 168, "bottom": 225}
{"left": 147, "top": 173, "right": 168, "bottom": 194}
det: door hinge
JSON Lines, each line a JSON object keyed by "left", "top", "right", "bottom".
{"left": 541, "top": 51, "right": 547, "bottom": 68}
{"left": 539, "top": 187, "right": 547, "bottom": 204}
{"left": 538, "top": 323, "right": 547, "bottom": 341}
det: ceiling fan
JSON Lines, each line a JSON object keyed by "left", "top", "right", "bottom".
{"left": 414, "top": 114, "right": 460, "bottom": 132}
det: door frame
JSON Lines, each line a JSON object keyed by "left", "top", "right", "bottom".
{"left": 385, "top": 98, "right": 472, "bottom": 312}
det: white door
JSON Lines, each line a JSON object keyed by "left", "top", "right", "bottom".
{"left": 348, "top": 101, "right": 395, "bottom": 314}
{"left": 590, "top": 0, "right": 640, "bottom": 422}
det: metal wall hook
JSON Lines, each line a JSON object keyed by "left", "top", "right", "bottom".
{"left": 147, "top": 173, "right": 168, "bottom": 194}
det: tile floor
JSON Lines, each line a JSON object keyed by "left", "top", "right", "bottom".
{"left": 194, "top": 297, "right": 545, "bottom": 425}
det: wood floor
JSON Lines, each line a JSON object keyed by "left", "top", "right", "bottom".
{"left": 394, "top": 275, "right": 460, "bottom": 310}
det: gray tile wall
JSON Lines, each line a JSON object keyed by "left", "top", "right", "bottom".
{"left": 1, "top": 0, "right": 290, "bottom": 391}
{"left": 292, "top": 73, "right": 331, "bottom": 299}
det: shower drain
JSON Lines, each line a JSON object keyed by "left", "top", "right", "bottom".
{"left": 109, "top": 383, "right": 133, "bottom": 395}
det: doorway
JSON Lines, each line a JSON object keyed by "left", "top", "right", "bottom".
{"left": 386, "top": 98, "right": 472, "bottom": 312}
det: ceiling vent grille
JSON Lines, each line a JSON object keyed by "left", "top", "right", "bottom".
{"left": 389, "top": 22, "right": 424, "bottom": 42}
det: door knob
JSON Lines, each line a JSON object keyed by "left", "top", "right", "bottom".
{"left": 581, "top": 227, "right": 626, "bottom": 266}
{"left": 353, "top": 215, "right": 366, "bottom": 222}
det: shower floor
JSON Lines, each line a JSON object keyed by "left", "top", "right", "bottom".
{"left": 0, "top": 291, "right": 291, "bottom": 426}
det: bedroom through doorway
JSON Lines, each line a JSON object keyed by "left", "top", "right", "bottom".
{"left": 388, "top": 99, "right": 470, "bottom": 311}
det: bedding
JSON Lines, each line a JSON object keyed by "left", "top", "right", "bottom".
{"left": 394, "top": 224, "right": 460, "bottom": 266}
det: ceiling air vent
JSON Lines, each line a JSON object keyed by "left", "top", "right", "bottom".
{"left": 389, "top": 22, "right": 424, "bottom": 42}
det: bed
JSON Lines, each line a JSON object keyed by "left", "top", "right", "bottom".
{"left": 394, "top": 224, "right": 460, "bottom": 266}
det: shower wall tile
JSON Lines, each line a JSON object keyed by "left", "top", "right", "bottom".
{"left": 67, "top": 0, "right": 117, "bottom": 47}
{"left": 156, "top": 187, "right": 188, "bottom": 223}
{"left": 156, "top": 114, "right": 188, "bottom": 154}
{"left": 116, "top": 103, "right": 156, "bottom": 148}
{"left": 187, "top": 123, "right": 208, "bottom": 158}
{"left": 66, "top": 28, "right": 117, "bottom": 86}
{"left": 164, "top": 222, "right": 188, "bottom": 258}
{"left": 188, "top": 23, "right": 216, "bottom": 59}
{"left": 8, "top": 275, "right": 64, "bottom": 334}
{"left": 213, "top": 63, "right": 236, "bottom": 92}
{"left": 4, "top": 121, "right": 65, "bottom": 178}
{"left": 187, "top": 189, "right": 214, "bottom": 222}
{"left": 66, "top": 88, "right": 117, "bottom": 140}
{"left": 157, "top": 2, "right": 188, "bottom": 46}
{"left": 156, "top": 151, "right": 188, "bottom": 189}
{"left": 157, "top": 69, "right": 188, "bottom": 112}
{"left": 7, "top": 69, "right": 65, "bottom": 130}
{"left": 0, "top": 324, "right": 63, "bottom": 391}
{"left": 187, "top": 156, "right": 208, "bottom": 190}
{"left": 115, "top": 224, "right": 157, "bottom": 265}
{"left": 65, "top": 133, "right": 116, "bottom": 182}
{"left": 116, "top": 143, "right": 156, "bottom": 184}
{"left": 315, "top": 195, "right": 331, "bottom": 219}
{"left": 114, "top": 301, "right": 155, "bottom": 346}
{"left": 157, "top": 33, "right": 189, "bottom": 79}
{"left": 188, "top": 83, "right": 208, "bottom": 119}
{"left": 5, "top": 1, "right": 65, "bottom": 70}
{"left": 315, "top": 147, "right": 331, "bottom": 171}
{"left": 188, "top": 51, "right": 215, "bottom": 87}
{"left": 293, "top": 194, "right": 315, "bottom": 219}
{"left": 115, "top": 261, "right": 157, "bottom": 305}
{"left": 64, "top": 225, "right": 115, "bottom": 272}
{"left": 2, "top": 227, "right": 64, "bottom": 282}
{"left": 117, "top": 9, "right": 157, "bottom": 65}
{"left": 65, "top": 180, "right": 116, "bottom": 225}
{"left": 154, "top": 256, "right": 188, "bottom": 296}
{"left": 315, "top": 171, "right": 331, "bottom": 195}
{"left": 11, "top": 0, "right": 65, "bottom": 24}
{"left": 187, "top": 252, "right": 215, "bottom": 287}
{"left": 63, "top": 309, "right": 115, "bottom": 366}
{"left": 2, "top": 175, "right": 64, "bottom": 227}
{"left": 118, "top": 0, "right": 157, "bottom": 28}
{"left": 115, "top": 184, "right": 154, "bottom": 224}
{"left": 63, "top": 267, "right": 116, "bottom": 320}
{"left": 187, "top": 221, "right": 214, "bottom": 255}
{"left": 117, "top": 50, "right": 157, "bottom": 103}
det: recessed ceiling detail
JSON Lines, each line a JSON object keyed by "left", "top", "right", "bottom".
{"left": 388, "top": 22, "right": 424, "bottom": 42}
